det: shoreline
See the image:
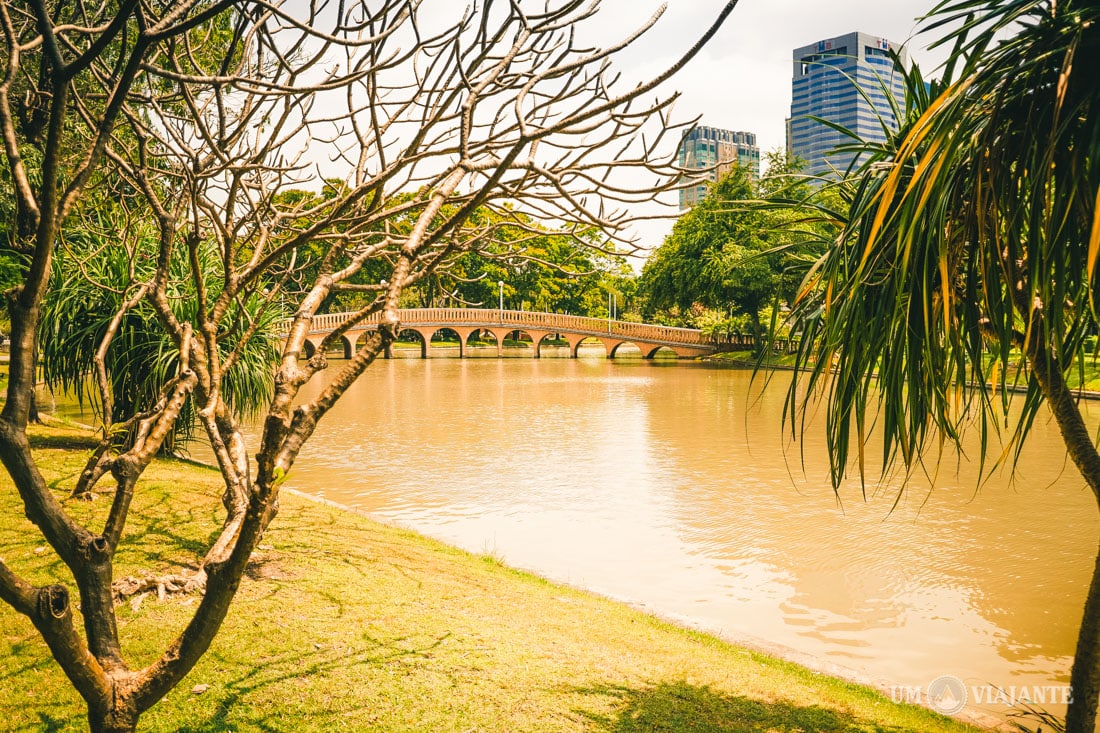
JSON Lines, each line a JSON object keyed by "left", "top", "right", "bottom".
{"left": 283, "top": 485, "right": 1007, "bottom": 731}
{"left": 0, "top": 425, "right": 986, "bottom": 732}
{"left": 703, "top": 351, "right": 1100, "bottom": 399}
{"left": 32, "top": 413, "right": 1016, "bottom": 730}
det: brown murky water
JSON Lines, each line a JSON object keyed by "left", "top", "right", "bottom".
{"left": 274, "top": 346, "right": 1094, "bottom": 721}
{"left": 48, "top": 345, "right": 1094, "bottom": 719}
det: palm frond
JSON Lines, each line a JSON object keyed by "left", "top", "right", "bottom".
{"left": 775, "top": 0, "right": 1100, "bottom": 488}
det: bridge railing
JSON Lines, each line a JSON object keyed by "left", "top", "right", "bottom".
{"left": 296, "top": 308, "right": 712, "bottom": 347}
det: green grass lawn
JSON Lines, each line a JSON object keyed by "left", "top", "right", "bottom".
{"left": 706, "top": 350, "right": 799, "bottom": 368}
{"left": 1046, "top": 355, "right": 1100, "bottom": 392}
{"left": 0, "top": 425, "right": 985, "bottom": 732}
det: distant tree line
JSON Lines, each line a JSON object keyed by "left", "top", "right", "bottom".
{"left": 636, "top": 152, "right": 833, "bottom": 351}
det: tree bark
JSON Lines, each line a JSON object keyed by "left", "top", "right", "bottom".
{"left": 89, "top": 705, "right": 138, "bottom": 733}
{"left": 1066, "top": 539, "right": 1100, "bottom": 732}
{"left": 1024, "top": 324, "right": 1100, "bottom": 732}
{"left": 28, "top": 342, "right": 40, "bottom": 423}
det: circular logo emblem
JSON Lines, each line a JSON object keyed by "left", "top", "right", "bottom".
{"left": 926, "top": 675, "right": 968, "bottom": 715}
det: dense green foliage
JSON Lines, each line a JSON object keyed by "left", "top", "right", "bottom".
{"left": 640, "top": 166, "right": 766, "bottom": 316}
{"left": 638, "top": 155, "right": 821, "bottom": 346}
{"left": 416, "top": 231, "right": 635, "bottom": 318}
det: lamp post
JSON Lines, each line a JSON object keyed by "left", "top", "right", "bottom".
{"left": 498, "top": 280, "right": 504, "bottom": 324}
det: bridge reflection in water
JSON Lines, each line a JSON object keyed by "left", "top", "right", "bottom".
{"left": 298, "top": 308, "right": 741, "bottom": 359}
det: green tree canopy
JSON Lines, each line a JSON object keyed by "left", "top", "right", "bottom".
{"left": 424, "top": 218, "right": 635, "bottom": 318}
{"left": 274, "top": 192, "right": 635, "bottom": 319}
{"left": 640, "top": 164, "right": 760, "bottom": 316}
{"left": 639, "top": 154, "right": 820, "bottom": 345}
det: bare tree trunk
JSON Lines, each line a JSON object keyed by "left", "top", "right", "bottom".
{"left": 750, "top": 310, "right": 764, "bottom": 358}
{"left": 89, "top": 709, "right": 138, "bottom": 733}
{"left": 1026, "top": 328, "right": 1100, "bottom": 732}
{"left": 28, "top": 343, "right": 39, "bottom": 424}
{"left": 1066, "top": 539, "right": 1100, "bottom": 733}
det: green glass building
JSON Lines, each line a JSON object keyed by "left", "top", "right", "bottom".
{"left": 677, "top": 126, "right": 759, "bottom": 209}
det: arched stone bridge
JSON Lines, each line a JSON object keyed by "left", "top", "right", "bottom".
{"left": 299, "top": 308, "right": 726, "bottom": 359}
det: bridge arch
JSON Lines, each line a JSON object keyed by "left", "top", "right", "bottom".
{"left": 644, "top": 345, "right": 682, "bottom": 360}
{"left": 287, "top": 308, "right": 717, "bottom": 360}
{"left": 302, "top": 334, "right": 356, "bottom": 359}
{"left": 570, "top": 336, "right": 596, "bottom": 358}
{"left": 338, "top": 332, "right": 357, "bottom": 359}
{"left": 351, "top": 330, "right": 372, "bottom": 355}
{"left": 428, "top": 327, "right": 465, "bottom": 357}
{"left": 501, "top": 329, "right": 537, "bottom": 355}
{"left": 465, "top": 328, "right": 502, "bottom": 357}
{"left": 607, "top": 340, "right": 644, "bottom": 359}
{"left": 397, "top": 328, "right": 429, "bottom": 358}
{"left": 532, "top": 332, "right": 583, "bottom": 358}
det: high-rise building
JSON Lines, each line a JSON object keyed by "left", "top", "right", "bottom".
{"left": 787, "top": 32, "right": 907, "bottom": 178}
{"left": 677, "top": 126, "right": 760, "bottom": 209}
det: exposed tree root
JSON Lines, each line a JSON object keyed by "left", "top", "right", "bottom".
{"left": 112, "top": 571, "right": 206, "bottom": 604}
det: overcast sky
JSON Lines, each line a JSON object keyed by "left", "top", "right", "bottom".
{"left": 582, "top": 0, "right": 949, "bottom": 250}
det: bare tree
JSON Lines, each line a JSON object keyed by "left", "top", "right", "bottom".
{"left": 0, "top": 1, "right": 736, "bottom": 730}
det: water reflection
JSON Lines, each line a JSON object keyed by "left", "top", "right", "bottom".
{"left": 54, "top": 352, "right": 1094, "bottom": 719}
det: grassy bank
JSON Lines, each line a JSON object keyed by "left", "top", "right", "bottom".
{"left": 706, "top": 350, "right": 798, "bottom": 368}
{"left": 0, "top": 425, "right": 982, "bottom": 732}
{"left": 709, "top": 348, "right": 1100, "bottom": 394}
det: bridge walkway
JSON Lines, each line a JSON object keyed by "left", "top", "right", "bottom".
{"left": 296, "top": 308, "right": 742, "bottom": 359}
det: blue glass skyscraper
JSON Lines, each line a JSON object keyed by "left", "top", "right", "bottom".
{"left": 787, "top": 32, "right": 907, "bottom": 178}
